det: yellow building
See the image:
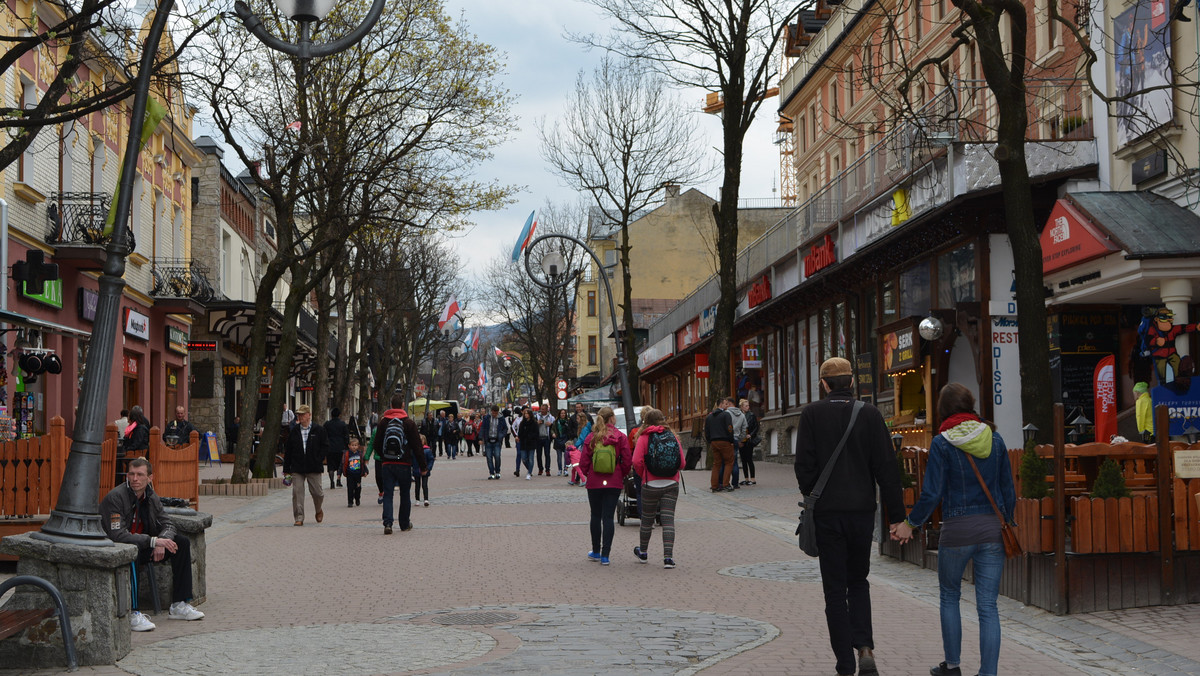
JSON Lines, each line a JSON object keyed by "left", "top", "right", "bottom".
{"left": 574, "top": 186, "right": 790, "bottom": 384}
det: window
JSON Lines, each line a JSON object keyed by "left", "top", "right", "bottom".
{"left": 18, "top": 77, "right": 36, "bottom": 182}
{"left": 173, "top": 207, "right": 183, "bottom": 259}
{"left": 914, "top": 0, "right": 923, "bottom": 42}
{"left": 91, "top": 135, "right": 106, "bottom": 193}
{"left": 899, "top": 260, "right": 932, "bottom": 317}
{"left": 221, "top": 231, "right": 232, "bottom": 295}
{"left": 588, "top": 335, "right": 598, "bottom": 366}
{"left": 847, "top": 62, "right": 856, "bottom": 107}
{"left": 937, "top": 243, "right": 977, "bottom": 307}
{"left": 587, "top": 290, "right": 596, "bottom": 317}
{"left": 60, "top": 123, "right": 77, "bottom": 193}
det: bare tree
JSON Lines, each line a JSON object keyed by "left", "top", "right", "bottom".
{"left": 0, "top": 0, "right": 219, "bottom": 170}
{"left": 188, "top": 0, "right": 514, "bottom": 480}
{"left": 539, "top": 56, "right": 711, "bottom": 405}
{"left": 575, "top": 0, "right": 802, "bottom": 407}
{"left": 482, "top": 201, "right": 589, "bottom": 405}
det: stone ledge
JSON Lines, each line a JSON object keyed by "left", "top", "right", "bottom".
{"left": 196, "top": 483, "right": 266, "bottom": 497}
{"left": 249, "top": 477, "right": 286, "bottom": 489}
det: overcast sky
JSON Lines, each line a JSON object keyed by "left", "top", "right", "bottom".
{"left": 444, "top": 0, "right": 784, "bottom": 283}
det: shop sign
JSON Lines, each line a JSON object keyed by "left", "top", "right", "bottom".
{"left": 676, "top": 317, "right": 700, "bottom": 351}
{"left": 699, "top": 304, "right": 718, "bottom": 338}
{"left": 879, "top": 321, "right": 917, "bottom": 374}
{"left": 122, "top": 354, "right": 139, "bottom": 376}
{"left": 747, "top": 275, "right": 772, "bottom": 309}
{"left": 803, "top": 233, "right": 837, "bottom": 277}
{"left": 168, "top": 371, "right": 178, "bottom": 388}
{"left": 638, "top": 335, "right": 674, "bottom": 372}
{"left": 188, "top": 340, "right": 217, "bottom": 351}
{"left": 78, "top": 288, "right": 99, "bottom": 322}
{"left": 1132, "top": 149, "right": 1167, "bottom": 184}
{"left": 1040, "top": 199, "right": 1119, "bottom": 274}
{"left": 124, "top": 308, "right": 150, "bottom": 340}
{"left": 22, "top": 278, "right": 64, "bottom": 309}
{"left": 741, "top": 343, "right": 762, "bottom": 369}
{"left": 990, "top": 315, "right": 1022, "bottom": 449}
{"left": 855, "top": 352, "right": 875, "bottom": 400}
{"left": 695, "top": 353, "right": 709, "bottom": 379}
{"left": 1151, "top": 379, "right": 1200, "bottom": 437}
{"left": 223, "top": 365, "right": 270, "bottom": 377}
{"left": 166, "top": 326, "right": 189, "bottom": 355}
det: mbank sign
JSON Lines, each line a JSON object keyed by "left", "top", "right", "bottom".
{"left": 804, "top": 234, "right": 836, "bottom": 277}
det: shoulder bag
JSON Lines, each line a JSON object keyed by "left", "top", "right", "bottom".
{"left": 965, "top": 454, "right": 1023, "bottom": 559}
{"left": 795, "top": 400, "right": 864, "bottom": 557}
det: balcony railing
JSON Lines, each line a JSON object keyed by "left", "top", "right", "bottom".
{"left": 45, "top": 192, "right": 112, "bottom": 246}
{"left": 150, "top": 259, "right": 216, "bottom": 303}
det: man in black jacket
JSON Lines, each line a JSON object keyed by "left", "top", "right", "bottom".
{"left": 100, "top": 457, "right": 205, "bottom": 631}
{"left": 283, "top": 404, "right": 330, "bottom": 526}
{"left": 374, "top": 393, "right": 426, "bottom": 534}
{"left": 704, "top": 398, "right": 735, "bottom": 492}
{"left": 324, "top": 408, "right": 349, "bottom": 489}
{"left": 794, "top": 357, "right": 905, "bottom": 676}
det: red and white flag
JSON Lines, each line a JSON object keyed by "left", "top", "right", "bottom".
{"left": 438, "top": 296, "right": 460, "bottom": 330}
{"left": 472, "top": 332, "right": 481, "bottom": 351}
{"left": 286, "top": 121, "right": 302, "bottom": 131}
{"left": 494, "top": 346, "right": 505, "bottom": 357}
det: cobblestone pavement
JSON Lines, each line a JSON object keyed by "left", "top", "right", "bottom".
{"left": 2, "top": 456, "right": 1199, "bottom": 675}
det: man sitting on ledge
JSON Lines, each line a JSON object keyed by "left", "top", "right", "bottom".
{"left": 100, "top": 457, "right": 205, "bottom": 631}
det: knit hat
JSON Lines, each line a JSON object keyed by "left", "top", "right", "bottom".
{"left": 1133, "top": 382, "right": 1149, "bottom": 394}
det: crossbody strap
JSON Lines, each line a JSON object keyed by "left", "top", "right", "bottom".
{"left": 965, "top": 453, "right": 1008, "bottom": 525}
{"left": 806, "top": 400, "right": 864, "bottom": 504}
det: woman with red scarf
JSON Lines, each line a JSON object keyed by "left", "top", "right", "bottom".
{"left": 891, "top": 383, "right": 1015, "bottom": 676}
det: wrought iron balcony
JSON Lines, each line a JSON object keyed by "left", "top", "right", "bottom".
{"left": 45, "top": 192, "right": 113, "bottom": 246}
{"left": 151, "top": 259, "right": 216, "bottom": 313}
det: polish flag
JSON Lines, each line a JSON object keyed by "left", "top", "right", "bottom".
{"left": 494, "top": 346, "right": 505, "bottom": 357}
{"left": 471, "top": 332, "right": 481, "bottom": 351}
{"left": 438, "top": 296, "right": 460, "bottom": 330}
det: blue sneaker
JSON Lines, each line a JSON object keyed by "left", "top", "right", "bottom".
{"left": 587, "top": 551, "right": 601, "bottom": 562}
{"left": 633, "top": 546, "right": 648, "bottom": 563}
{"left": 600, "top": 556, "right": 610, "bottom": 566}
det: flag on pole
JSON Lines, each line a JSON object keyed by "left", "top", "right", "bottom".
{"left": 471, "top": 332, "right": 481, "bottom": 351}
{"left": 478, "top": 363, "right": 486, "bottom": 387}
{"left": 104, "top": 96, "right": 169, "bottom": 235}
{"left": 511, "top": 210, "right": 538, "bottom": 263}
{"left": 494, "top": 346, "right": 505, "bottom": 357}
{"left": 462, "top": 330, "right": 474, "bottom": 350}
{"left": 438, "top": 296, "right": 460, "bottom": 330}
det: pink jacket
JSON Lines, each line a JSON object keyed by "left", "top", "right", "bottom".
{"left": 632, "top": 425, "right": 684, "bottom": 483}
{"left": 579, "top": 428, "right": 632, "bottom": 489}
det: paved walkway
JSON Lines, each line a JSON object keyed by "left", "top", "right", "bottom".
{"left": 3, "top": 453, "right": 1199, "bottom": 675}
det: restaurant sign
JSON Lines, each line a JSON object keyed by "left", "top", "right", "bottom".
{"left": 879, "top": 320, "right": 917, "bottom": 374}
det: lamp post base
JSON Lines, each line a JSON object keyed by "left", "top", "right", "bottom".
{"left": 32, "top": 510, "right": 114, "bottom": 546}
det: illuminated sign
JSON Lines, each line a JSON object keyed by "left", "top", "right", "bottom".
{"left": 188, "top": 341, "right": 218, "bottom": 351}
{"left": 804, "top": 234, "right": 837, "bottom": 277}
{"left": 747, "top": 275, "right": 772, "bottom": 309}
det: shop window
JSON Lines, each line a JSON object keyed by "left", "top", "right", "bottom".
{"left": 808, "top": 315, "right": 819, "bottom": 398}
{"left": 899, "top": 261, "right": 931, "bottom": 317}
{"left": 937, "top": 243, "right": 977, "bottom": 307}
{"left": 786, "top": 323, "right": 797, "bottom": 408}
{"left": 766, "top": 331, "right": 777, "bottom": 411}
{"left": 882, "top": 280, "right": 898, "bottom": 322}
{"left": 821, "top": 306, "right": 834, "bottom": 362}
{"left": 844, "top": 301, "right": 855, "bottom": 358}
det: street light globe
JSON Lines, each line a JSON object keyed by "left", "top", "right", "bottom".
{"left": 539, "top": 251, "right": 566, "bottom": 279}
{"left": 274, "top": 0, "right": 336, "bottom": 21}
{"left": 451, "top": 346, "right": 464, "bottom": 358}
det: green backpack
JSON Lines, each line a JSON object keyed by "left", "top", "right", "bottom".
{"left": 591, "top": 442, "right": 617, "bottom": 474}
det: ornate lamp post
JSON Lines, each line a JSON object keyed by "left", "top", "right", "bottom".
{"left": 523, "top": 234, "right": 635, "bottom": 436}
{"left": 37, "top": 0, "right": 386, "bottom": 544}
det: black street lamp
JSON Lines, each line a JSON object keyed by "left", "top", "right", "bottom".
{"left": 523, "top": 234, "right": 635, "bottom": 436}
{"left": 37, "top": 0, "right": 386, "bottom": 545}
{"left": 1022, "top": 423, "right": 1040, "bottom": 446}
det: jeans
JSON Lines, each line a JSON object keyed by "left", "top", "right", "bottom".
{"left": 938, "top": 542, "right": 1005, "bottom": 676}
{"left": 345, "top": 474, "right": 362, "bottom": 505}
{"left": 447, "top": 442, "right": 459, "bottom": 459}
{"left": 484, "top": 441, "right": 502, "bottom": 475}
{"left": 730, "top": 443, "right": 741, "bottom": 486}
{"left": 587, "top": 487, "right": 621, "bottom": 556}
{"left": 517, "top": 447, "right": 535, "bottom": 474}
{"left": 554, "top": 445, "right": 566, "bottom": 473}
{"left": 380, "top": 463, "right": 414, "bottom": 528}
{"left": 514, "top": 442, "right": 522, "bottom": 472}
{"left": 815, "top": 510, "right": 876, "bottom": 675}
{"left": 537, "top": 438, "right": 551, "bottom": 472}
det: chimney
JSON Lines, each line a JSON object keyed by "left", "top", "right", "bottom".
{"left": 663, "top": 182, "right": 680, "bottom": 199}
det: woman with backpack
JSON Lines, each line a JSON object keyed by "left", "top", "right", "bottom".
{"left": 579, "top": 406, "right": 633, "bottom": 565}
{"left": 631, "top": 408, "right": 685, "bottom": 569}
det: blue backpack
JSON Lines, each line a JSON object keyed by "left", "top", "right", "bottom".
{"left": 644, "top": 431, "right": 681, "bottom": 477}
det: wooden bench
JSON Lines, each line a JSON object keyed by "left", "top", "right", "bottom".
{"left": 0, "top": 575, "right": 78, "bottom": 670}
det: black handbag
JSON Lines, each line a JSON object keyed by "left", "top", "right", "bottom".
{"left": 796, "top": 401, "right": 864, "bottom": 557}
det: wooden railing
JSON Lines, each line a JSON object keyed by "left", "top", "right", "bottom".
{"left": 0, "top": 417, "right": 198, "bottom": 518}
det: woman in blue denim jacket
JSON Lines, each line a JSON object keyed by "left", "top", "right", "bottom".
{"left": 892, "top": 383, "right": 1016, "bottom": 676}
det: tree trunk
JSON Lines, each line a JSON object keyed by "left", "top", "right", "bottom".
{"left": 619, "top": 220, "right": 640, "bottom": 406}
{"left": 313, "top": 273, "right": 333, "bottom": 420}
{"left": 254, "top": 282, "right": 309, "bottom": 478}
{"left": 708, "top": 101, "right": 746, "bottom": 409}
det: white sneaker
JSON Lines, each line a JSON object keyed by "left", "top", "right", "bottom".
{"left": 423, "top": 499, "right": 430, "bottom": 507}
{"left": 168, "top": 601, "right": 205, "bottom": 621}
{"left": 130, "top": 610, "right": 156, "bottom": 632}
{"left": 526, "top": 474, "right": 532, "bottom": 480}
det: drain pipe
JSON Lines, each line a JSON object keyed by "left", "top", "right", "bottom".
{"left": 1, "top": 197, "right": 7, "bottom": 314}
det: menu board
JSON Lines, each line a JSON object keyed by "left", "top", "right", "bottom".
{"left": 879, "top": 319, "right": 918, "bottom": 374}
{"left": 855, "top": 352, "right": 875, "bottom": 401}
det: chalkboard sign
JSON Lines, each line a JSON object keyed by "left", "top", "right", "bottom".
{"left": 855, "top": 352, "right": 875, "bottom": 400}
{"left": 1058, "top": 353, "right": 1110, "bottom": 428}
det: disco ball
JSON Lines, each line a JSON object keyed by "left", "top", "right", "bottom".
{"left": 918, "top": 316, "right": 945, "bottom": 341}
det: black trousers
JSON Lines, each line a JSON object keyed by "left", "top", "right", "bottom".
{"left": 346, "top": 474, "right": 363, "bottom": 505}
{"left": 815, "top": 511, "right": 876, "bottom": 675}
{"left": 136, "top": 535, "right": 193, "bottom": 606}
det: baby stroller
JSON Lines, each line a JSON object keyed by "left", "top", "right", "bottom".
{"left": 617, "top": 471, "right": 641, "bottom": 526}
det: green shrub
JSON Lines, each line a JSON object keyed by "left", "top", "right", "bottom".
{"left": 1091, "top": 458, "right": 1131, "bottom": 499}
{"left": 1019, "top": 437, "right": 1049, "bottom": 499}
{"left": 895, "top": 451, "right": 916, "bottom": 488}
